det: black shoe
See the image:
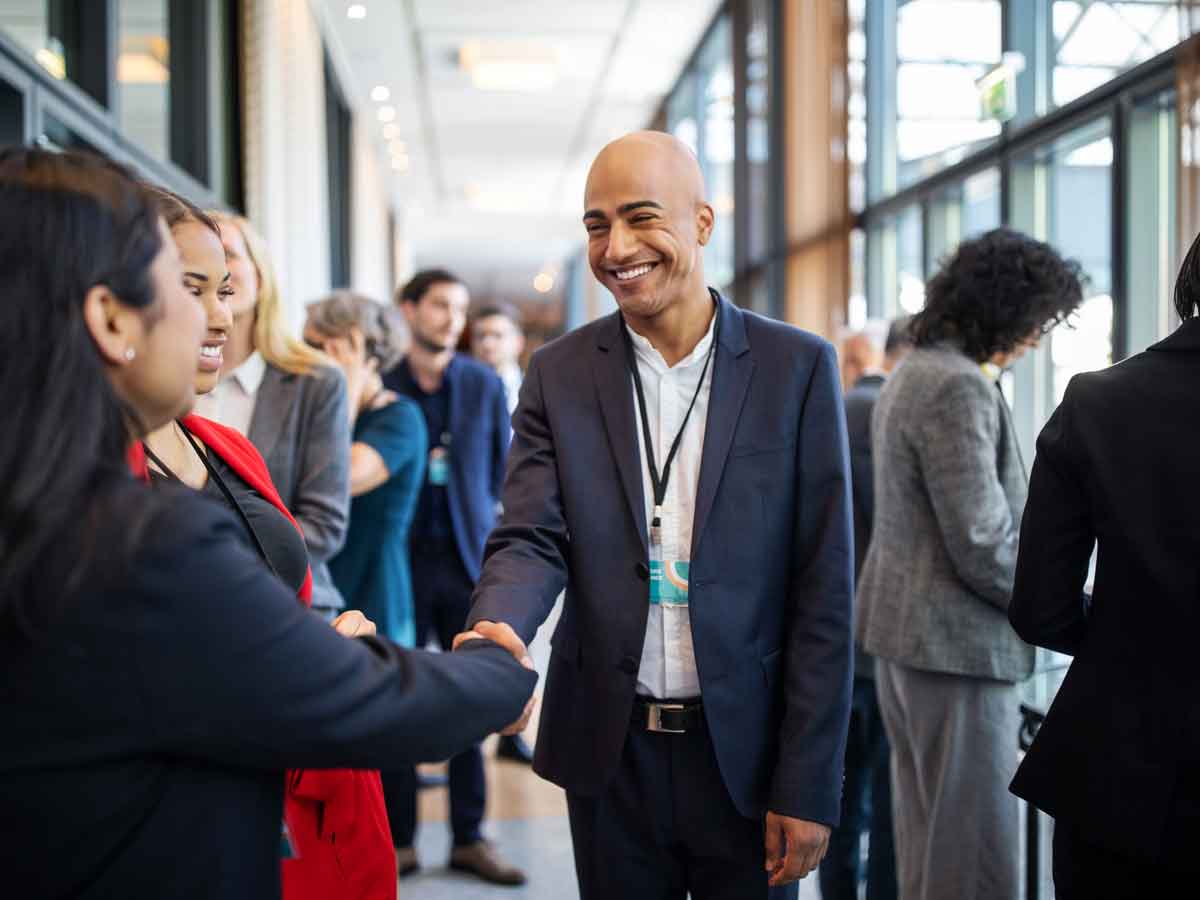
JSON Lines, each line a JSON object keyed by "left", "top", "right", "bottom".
{"left": 396, "top": 846, "right": 419, "bottom": 878}
{"left": 495, "top": 734, "right": 534, "bottom": 765}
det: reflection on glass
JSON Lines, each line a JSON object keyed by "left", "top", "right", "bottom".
{"left": 746, "top": 0, "right": 774, "bottom": 262}
{"left": 1, "top": 2, "right": 68, "bottom": 81}
{"left": 1053, "top": 1, "right": 1185, "bottom": 108}
{"left": 848, "top": 0, "right": 866, "bottom": 212}
{"left": 868, "top": 205, "right": 924, "bottom": 318}
{"left": 118, "top": 0, "right": 171, "bottom": 161}
{"left": 895, "top": 0, "right": 1002, "bottom": 190}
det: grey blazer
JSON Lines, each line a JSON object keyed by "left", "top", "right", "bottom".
{"left": 856, "top": 343, "right": 1034, "bottom": 683}
{"left": 248, "top": 363, "right": 351, "bottom": 609}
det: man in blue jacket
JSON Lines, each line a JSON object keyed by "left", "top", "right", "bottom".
{"left": 457, "top": 131, "right": 854, "bottom": 899}
{"left": 382, "top": 268, "right": 523, "bottom": 885}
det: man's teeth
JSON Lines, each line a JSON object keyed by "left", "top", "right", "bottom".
{"left": 615, "top": 263, "right": 654, "bottom": 281}
{"left": 200, "top": 346, "right": 222, "bottom": 359}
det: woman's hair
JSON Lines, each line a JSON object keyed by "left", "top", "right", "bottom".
{"left": 146, "top": 185, "right": 219, "bottom": 237}
{"left": 0, "top": 148, "right": 165, "bottom": 638}
{"left": 207, "top": 212, "right": 330, "bottom": 376}
{"left": 1174, "top": 230, "right": 1200, "bottom": 320}
{"left": 306, "top": 291, "right": 409, "bottom": 372}
{"left": 910, "top": 228, "right": 1086, "bottom": 362}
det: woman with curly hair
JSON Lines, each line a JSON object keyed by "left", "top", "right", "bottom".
{"left": 855, "top": 227, "right": 1085, "bottom": 900}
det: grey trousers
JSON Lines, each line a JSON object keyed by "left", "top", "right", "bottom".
{"left": 876, "top": 660, "right": 1021, "bottom": 900}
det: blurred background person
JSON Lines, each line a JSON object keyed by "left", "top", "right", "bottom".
{"left": 382, "top": 269, "right": 521, "bottom": 885}
{"left": 199, "top": 212, "right": 351, "bottom": 618}
{"left": 856, "top": 228, "right": 1084, "bottom": 900}
{"left": 0, "top": 147, "right": 536, "bottom": 900}
{"left": 305, "top": 291, "right": 427, "bottom": 648}
{"left": 471, "top": 301, "right": 526, "bottom": 417}
{"left": 821, "top": 316, "right": 912, "bottom": 900}
{"left": 1008, "top": 233, "right": 1200, "bottom": 895}
{"left": 470, "top": 300, "right": 536, "bottom": 765}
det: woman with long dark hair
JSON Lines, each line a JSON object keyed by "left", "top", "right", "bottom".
{"left": 0, "top": 148, "right": 535, "bottom": 900}
{"left": 855, "top": 228, "right": 1085, "bottom": 900}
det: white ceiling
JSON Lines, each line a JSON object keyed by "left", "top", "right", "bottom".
{"left": 319, "top": 0, "right": 723, "bottom": 306}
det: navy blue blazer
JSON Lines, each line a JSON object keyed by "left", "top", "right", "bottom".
{"left": 468, "top": 295, "right": 854, "bottom": 826}
{"left": 386, "top": 354, "right": 510, "bottom": 581}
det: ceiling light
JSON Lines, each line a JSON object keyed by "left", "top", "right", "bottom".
{"left": 370, "top": 85, "right": 390, "bottom": 102}
{"left": 382, "top": 123, "right": 400, "bottom": 139}
{"left": 533, "top": 273, "right": 554, "bottom": 293}
{"left": 388, "top": 140, "right": 407, "bottom": 155}
{"left": 459, "top": 40, "right": 559, "bottom": 93}
{"left": 347, "top": 4, "right": 367, "bottom": 19}
{"left": 391, "top": 155, "right": 409, "bottom": 172}
{"left": 376, "top": 105, "right": 396, "bottom": 123}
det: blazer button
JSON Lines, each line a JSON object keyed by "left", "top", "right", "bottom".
{"left": 619, "top": 656, "right": 639, "bottom": 675}
{"left": 635, "top": 562, "right": 650, "bottom": 582}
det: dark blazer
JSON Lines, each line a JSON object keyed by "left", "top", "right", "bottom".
{"left": 844, "top": 373, "right": 884, "bottom": 682}
{"left": 0, "top": 481, "right": 536, "bottom": 900}
{"left": 385, "top": 354, "right": 510, "bottom": 581}
{"left": 1009, "top": 319, "right": 1200, "bottom": 867}
{"left": 250, "top": 363, "right": 351, "bottom": 609}
{"left": 468, "top": 295, "right": 854, "bottom": 826}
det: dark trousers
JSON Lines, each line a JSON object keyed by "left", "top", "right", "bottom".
{"left": 1052, "top": 819, "right": 1195, "bottom": 898}
{"left": 819, "top": 677, "right": 897, "bottom": 900}
{"left": 566, "top": 712, "right": 797, "bottom": 900}
{"left": 381, "top": 542, "right": 484, "bottom": 847}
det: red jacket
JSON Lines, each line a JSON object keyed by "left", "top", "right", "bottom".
{"left": 130, "top": 416, "right": 397, "bottom": 900}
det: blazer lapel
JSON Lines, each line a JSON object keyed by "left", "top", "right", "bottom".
{"left": 691, "top": 297, "right": 754, "bottom": 559}
{"left": 247, "top": 366, "right": 287, "bottom": 463}
{"left": 593, "top": 312, "right": 648, "bottom": 552}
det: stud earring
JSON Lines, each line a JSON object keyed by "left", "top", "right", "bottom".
{"left": 124, "top": 347, "right": 136, "bottom": 361}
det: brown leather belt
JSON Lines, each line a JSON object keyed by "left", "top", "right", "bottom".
{"left": 633, "top": 698, "right": 704, "bottom": 734}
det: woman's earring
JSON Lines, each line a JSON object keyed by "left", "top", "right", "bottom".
{"left": 124, "top": 347, "right": 136, "bottom": 361}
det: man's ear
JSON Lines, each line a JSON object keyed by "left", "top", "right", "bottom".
{"left": 696, "top": 202, "right": 715, "bottom": 247}
{"left": 82, "top": 285, "right": 143, "bottom": 365}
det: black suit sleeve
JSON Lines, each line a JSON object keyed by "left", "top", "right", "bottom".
{"left": 129, "top": 498, "right": 537, "bottom": 769}
{"left": 1010, "top": 379, "right": 1094, "bottom": 655}
{"left": 770, "top": 342, "right": 855, "bottom": 826}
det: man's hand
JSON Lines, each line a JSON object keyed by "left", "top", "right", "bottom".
{"left": 764, "top": 812, "right": 830, "bottom": 886}
{"left": 331, "top": 609, "right": 377, "bottom": 638}
{"left": 452, "top": 620, "right": 537, "bottom": 736}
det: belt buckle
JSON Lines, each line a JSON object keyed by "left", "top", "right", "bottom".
{"left": 647, "top": 702, "right": 687, "bottom": 734}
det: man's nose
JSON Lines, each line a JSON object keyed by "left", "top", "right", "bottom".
{"left": 605, "top": 221, "right": 638, "bottom": 263}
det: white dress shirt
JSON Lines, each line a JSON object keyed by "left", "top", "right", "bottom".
{"left": 628, "top": 313, "right": 716, "bottom": 699}
{"left": 194, "top": 350, "right": 267, "bottom": 436}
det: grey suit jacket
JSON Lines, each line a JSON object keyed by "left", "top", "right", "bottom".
{"left": 248, "top": 363, "right": 351, "bottom": 609}
{"left": 856, "top": 343, "right": 1034, "bottom": 683}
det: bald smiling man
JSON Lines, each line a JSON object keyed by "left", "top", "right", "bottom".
{"left": 455, "top": 131, "right": 854, "bottom": 899}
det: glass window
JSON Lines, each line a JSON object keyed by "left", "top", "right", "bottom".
{"left": 1, "top": 1, "right": 107, "bottom": 103}
{"left": 667, "top": 74, "right": 699, "bottom": 154}
{"left": 745, "top": 0, "right": 775, "bottom": 263}
{"left": 893, "top": 0, "right": 1002, "bottom": 191}
{"left": 926, "top": 167, "right": 1002, "bottom": 272}
{"left": 699, "top": 17, "right": 734, "bottom": 291}
{"left": 848, "top": 0, "right": 866, "bottom": 213}
{"left": 1053, "top": 1, "right": 1185, "bottom": 108}
{"left": 1126, "top": 88, "right": 1178, "bottom": 354}
{"left": 867, "top": 204, "right": 924, "bottom": 318}
{"left": 117, "top": 0, "right": 170, "bottom": 162}
{"left": 2, "top": 1, "right": 68, "bottom": 81}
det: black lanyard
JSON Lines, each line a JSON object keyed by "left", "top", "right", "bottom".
{"left": 143, "top": 422, "right": 281, "bottom": 581}
{"left": 623, "top": 309, "right": 719, "bottom": 530}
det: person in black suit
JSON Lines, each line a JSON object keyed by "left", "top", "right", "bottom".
{"left": 820, "top": 317, "right": 911, "bottom": 900}
{"left": 456, "top": 130, "right": 855, "bottom": 899}
{"left": 1009, "top": 235, "right": 1200, "bottom": 894}
{"left": 0, "top": 147, "right": 536, "bottom": 900}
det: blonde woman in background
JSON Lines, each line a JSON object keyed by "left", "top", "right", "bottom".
{"left": 199, "top": 214, "right": 351, "bottom": 616}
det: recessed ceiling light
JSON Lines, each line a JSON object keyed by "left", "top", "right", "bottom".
{"left": 370, "top": 85, "right": 390, "bottom": 102}
{"left": 533, "top": 272, "right": 554, "bottom": 293}
{"left": 388, "top": 139, "right": 407, "bottom": 155}
{"left": 382, "top": 123, "right": 400, "bottom": 139}
{"left": 347, "top": 4, "right": 367, "bottom": 20}
{"left": 391, "top": 155, "right": 409, "bottom": 172}
{"left": 376, "top": 105, "right": 396, "bottom": 123}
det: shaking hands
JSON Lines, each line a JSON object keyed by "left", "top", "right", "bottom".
{"left": 453, "top": 621, "right": 537, "bottom": 737}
